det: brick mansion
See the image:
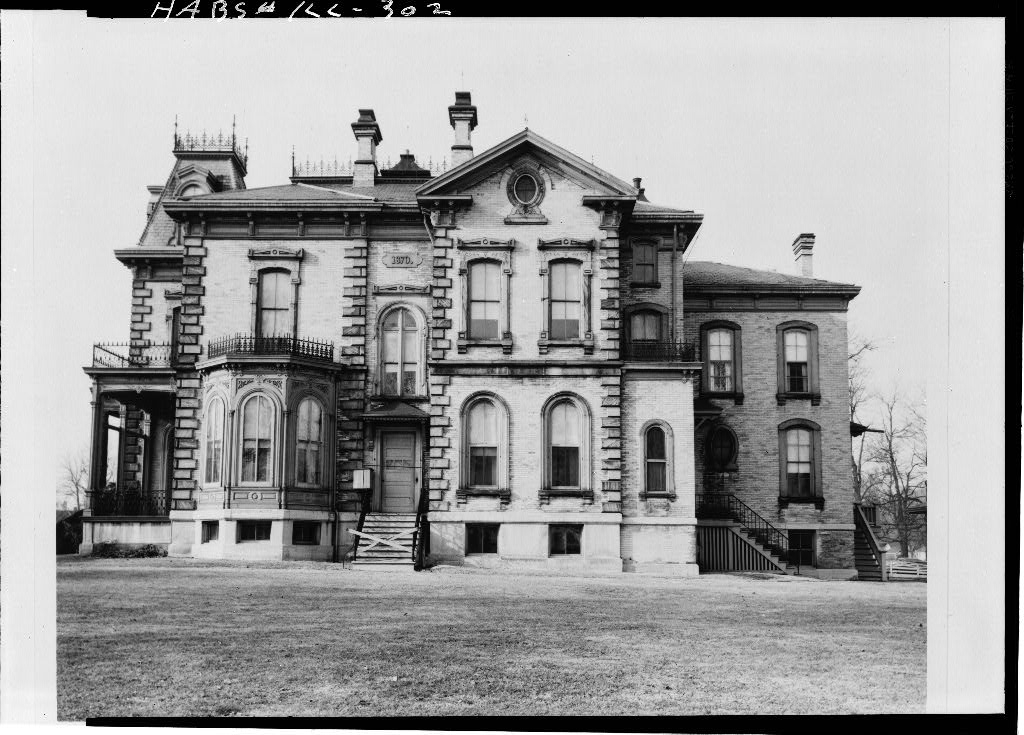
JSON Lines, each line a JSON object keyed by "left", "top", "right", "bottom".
{"left": 81, "top": 92, "right": 883, "bottom": 579}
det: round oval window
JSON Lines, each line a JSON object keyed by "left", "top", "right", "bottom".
{"left": 709, "top": 427, "right": 737, "bottom": 470}
{"left": 513, "top": 174, "right": 538, "bottom": 205}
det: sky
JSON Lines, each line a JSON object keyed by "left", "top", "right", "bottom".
{"left": 23, "top": 15, "right": 999, "bottom": 471}
{"left": 0, "top": 12, "right": 1008, "bottom": 717}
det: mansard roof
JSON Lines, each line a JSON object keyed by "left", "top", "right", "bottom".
{"left": 181, "top": 183, "right": 374, "bottom": 201}
{"left": 416, "top": 128, "right": 639, "bottom": 198}
{"left": 683, "top": 261, "right": 861, "bottom": 296}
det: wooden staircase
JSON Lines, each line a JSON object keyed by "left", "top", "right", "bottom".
{"left": 695, "top": 494, "right": 798, "bottom": 575}
{"left": 853, "top": 504, "right": 888, "bottom": 581}
{"left": 350, "top": 513, "right": 417, "bottom": 570}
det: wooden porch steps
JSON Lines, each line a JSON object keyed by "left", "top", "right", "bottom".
{"left": 854, "top": 531, "right": 883, "bottom": 580}
{"left": 351, "top": 513, "right": 417, "bottom": 570}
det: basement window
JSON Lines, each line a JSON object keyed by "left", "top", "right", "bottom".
{"left": 292, "top": 521, "right": 320, "bottom": 545}
{"left": 549, "top": 524, "right": 582, "bottom": 556}
{"left": 201, "top": 521, "right": 219, "bottom": 543}
{"left": 466, "top": 523, "right": 499, "bottom": 555}
{"left": 238, "top": 520, "right": 271, "bottom": 542}
{"left": 788, "top": 530, "right": 815, "bottom": 567}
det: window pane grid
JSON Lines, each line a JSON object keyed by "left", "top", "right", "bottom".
{"left": 382, "top": 308, "right": 420, "bottom": 396}
{"left": 469, "top": 262, "right": 501, "bottom": 339}
{"left": 549, "top": 262, "right": 581, "bottom": 340}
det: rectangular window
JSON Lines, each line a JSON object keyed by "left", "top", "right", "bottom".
{"left": 632, "top": 243, "right": 657, "bottom": 284}
{"left": 785, "top": 428, "right": 813, "bottom": 497}
{"left": 201, "top": 521, "right": 219, "bottom": 543}
{"left": 257, "top": 270, "right": 292, "bottom": 337}
{"left": 784, "top": 330, "right": 809, "bottom": 393}
{"left": 466, "top": 523, "right": 499, "bottom": 554}
{"left": 469, "top": 446, "right": 497, "bottom": 486}
{"left": 708, "top": 329, "right": 734, "bottom": 392}
{"left": 238, "top": 520, "right": 272, "bottom": 542}
{"left": 551, "top": 447, "right": 580, "bottom": 487}
{"left": 469, "top": 262, "right": 501, "bottom": 339}
{"left": 788, "top": 530, "right": 815, "bottom": 566}
{"left": 549, "top": 524, "right": 582, "bottom": 555}
{"left": 549, "top": 262, "right": 581, "bottom": 340}
{"left": 292, "top": 521, "right": 320, "bottom": 545}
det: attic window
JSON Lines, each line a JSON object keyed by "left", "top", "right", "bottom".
{"left": 513, "top": 173, "right": 539, "bottom": 206}
{"left": 179, "top": 184, "right": 204, "bottom": 198}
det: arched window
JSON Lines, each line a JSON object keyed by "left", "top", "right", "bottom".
{"left": 640, "top": 421, "right": 675, "bottom": 497}
{"left": 179, "top": 183, "right": 204, "bottom": 198}
{"left": 707, "top": 425, "right": 738, "bottom": 472}
{"left": 468, "top": 261, "right": 501, "bottom": 339}
{"left": 776, "top": 321, "right": 820, "bottom": 404}
{"left": 784, "top": 330, "right": 809, "bottom": 392}
{"left": 645, "top": 426, "right": 667, "bottom": 492}
{"left": 708, "top": 329, "right": 734, "bottom": 391}
{"left": 778, "top": 419, "right": 823, "bottom": 505}
{"left": 700, "top": 321, "right": 743, "bottom": 402}
{"left": 541, "top": 394, "right": 592, "bottom": 500}
{"left": 295, "top": 397, "right": 324, "bottom": 486}
{"left": 204, "top": 397, "right": 225, "bottom": 485}
{"left": 240, "top": 394, "right": 275, "bottom": 484}
{"left": 467, "top": 400, "right": 498, "bottom": 487}
{"left": 550, "top": 400, "right": 580, "bottom": 488}
{"left": 785, "top": 427, "right": 812, "bottom": 495}
{"left": 257, "top": 269, "right": 292, "bottom": 337}
{"left": 381, "top": 307, "right": 421, "bottom": 396}
{"left": 548, "top": 260, "right": 581, "bottom": 340}
{"left": 458, "top": 393, "right": 510, "bottom": 502}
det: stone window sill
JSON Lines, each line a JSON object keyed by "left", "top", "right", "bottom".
{"left": 639, "top": 491, "right": 677, "bottom": 501}
{"left": 630, "top": 281, "right": 661, "bottom": 289}
{"left": 779, "top": 496, "right": 825, "bottom": 509}
{"left": 456, "top": 487, "right": 511, "bottom": 504}
{"left": 705, "top": 390, "right": 744, "bottom": 405}
{"left": 776, "top": 391, "right": 822, "bottom": 406}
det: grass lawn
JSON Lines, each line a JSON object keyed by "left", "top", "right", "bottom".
{"left": 57, "top": 557, "right": 926, "bottom": 718}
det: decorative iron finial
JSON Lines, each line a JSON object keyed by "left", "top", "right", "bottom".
{"left": 232, "top": 115, "right": 237, "bottom": 145}
{"left": 291, "top": 145, "right": 295, "bottom": 173}
{"left": 174, "top": 115, "right": 178, "bottom": 145}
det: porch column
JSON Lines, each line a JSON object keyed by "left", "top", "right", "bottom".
{"left": 89, "top": 384, "right": 105, "bottom": 495}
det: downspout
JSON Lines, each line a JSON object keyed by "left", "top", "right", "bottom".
{"left": 670, "top": 224, "right": 679, "bottom": 344}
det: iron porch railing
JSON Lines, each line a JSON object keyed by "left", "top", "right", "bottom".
{"left": 87, "top": 485, "right": 169, "bottom": 517}
{"left": 696, "top": 492, "right": 792, "bottom": 564}
{"left": 207, "top": 334, "right": 335, "bottom": 362}
{"left": 622, "top": 340, "right": 698, "bottom": 362}
{"left": 92, "top": 343, "right": 174, "bottom": 369}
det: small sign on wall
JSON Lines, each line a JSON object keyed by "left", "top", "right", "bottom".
{"left": 382, "top": 252, "right": 423, "bottom": 268}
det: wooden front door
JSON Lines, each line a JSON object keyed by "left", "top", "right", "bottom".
{"left": 380, "top": 431, "right": 417, "bottom": 513}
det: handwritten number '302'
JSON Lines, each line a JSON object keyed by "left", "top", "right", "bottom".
{"left": 382, "top": 0, "right": 450, "bottom": 15}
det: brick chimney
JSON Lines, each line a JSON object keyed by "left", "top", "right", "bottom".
{"left": 792, "top": 233, "right": 815, "bottom": 277}
{"left": 351, "top": 108, "right": 382, "bottom": 188}
{"left": 448, "top": 91, "right": 478, "bottom": 168}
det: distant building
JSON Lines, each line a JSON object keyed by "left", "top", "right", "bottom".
{"left": 80, "top": 93, "right": 871, "bottom": 578}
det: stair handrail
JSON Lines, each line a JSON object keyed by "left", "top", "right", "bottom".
{"left": 726, "top": 495, "right": 792, "bottom": 566}
{"left": 854, "top": 503, "right": 889, "bottom": 581}
{"left": 350, "top": 490, "right": 371, "bottom": 563}
{"left": 413, "top": 484, "right": 430, "bottom": 570}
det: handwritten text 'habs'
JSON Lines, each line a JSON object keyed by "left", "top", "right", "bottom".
{"left": 151, "top": 0, "right": 452, "bottom": 18}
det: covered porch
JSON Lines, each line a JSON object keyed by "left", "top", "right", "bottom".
{"left": 81, "top": 348, "right": 178, "bottom": 552}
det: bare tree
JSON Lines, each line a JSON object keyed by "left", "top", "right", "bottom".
{"left": 861, "top": 389, "right": 927, "bottom": 557}
{"left": 848, "top": 332, "right": 877, "bottom": 502}
{"left": 59, "top": 449, "right": 112, "bottom": 511}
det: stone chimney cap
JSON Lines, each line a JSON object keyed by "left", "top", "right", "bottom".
{"left": 792, "top": 233, "right": 815, "bottom": 253}
{"left": 352, "top": 108, "right": 383, "bottom": 144}
{"left": 633, "top": 177, "right": 642, "bottom": 189}
{"left": 449, "top": 91, "right": 478, "bottom": 130}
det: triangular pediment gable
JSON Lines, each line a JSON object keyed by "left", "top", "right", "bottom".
{"left": 416, "top": 129, "right": 639, "bottom": 198}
